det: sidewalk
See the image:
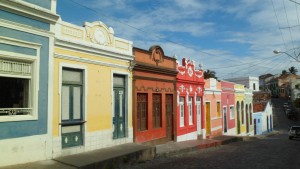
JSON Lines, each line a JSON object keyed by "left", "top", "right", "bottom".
{"left": 0, "top": 136, "right": 241, "bottom": 169}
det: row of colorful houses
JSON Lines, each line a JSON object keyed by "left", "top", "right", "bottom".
{"left": 0, "top": 1, "right": 269, "bottom": 166}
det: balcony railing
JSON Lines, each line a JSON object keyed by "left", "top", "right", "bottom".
{"left": 0, "top": 108, "right": 32, "bottom": 116}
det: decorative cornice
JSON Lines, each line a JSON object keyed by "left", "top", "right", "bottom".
{"left": 55, "top": 38, "right": 133, "bottom": 61}
{"left": 133, "top": 75, "right": 176, "bottom": 83}
{"left": 0, "top": 0, "right": 59, "bottom": 24}
{"left": 133, "top": 62, "right": 178, "bottom": 76}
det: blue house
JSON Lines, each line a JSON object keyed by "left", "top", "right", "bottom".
{"left": 253, "top": 112, "right": 263, "bottom": 135}
{"left": 253, "top": 100, "right": 273, "bottom": 135}
{"left": 0, "top": 0, "right": 58, "bottom": 166}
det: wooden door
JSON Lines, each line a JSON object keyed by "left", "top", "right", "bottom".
{"left": 205, "top": 102, "right": 211, "bottom": 135}
{"left": 152, "top": 94, "right": 162, "bottom": 128}
{"left": 166, "top": 94, "right": 173, "bottom": 141}
{"left": 113, "top": 88, "right": 126, "bottom": 139}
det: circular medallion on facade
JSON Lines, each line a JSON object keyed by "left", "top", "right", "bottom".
{"left": 94, "top": 29, "right": 106, "bottom": 44}
{"left": 188, "top": 66, "right": 193, "bottom": 77}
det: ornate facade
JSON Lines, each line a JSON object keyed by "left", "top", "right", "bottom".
{"left": 133, "top": 46, "right": 177, "bottom": 144}
{"left": 176, "top": 58, "right": 205, "bottom": 141}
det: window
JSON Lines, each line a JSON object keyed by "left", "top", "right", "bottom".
{"left": 230, "top": 106, "right": 234, "bottom": 119}
{"left": 179, "top": 97, "right": 185, "bottom": 127}
{"left": 0, "top": 59, "right": 36, "bottom": 120}
{"left": 61, "top": 68, "right": 84, "bottom": 148}
{"left": 217, "top": 101, "right": 221, "bottom": 117}
{"left": 137, "top": 93, "right": 148, "bottom": 131}
{"left": 253, "top": 83, "right": 256, "bottom": 90}
{"left": 188, "top": 97, "right": 193, "bottom": 125}
{"left": 152, "top": 94, "right": 162, "bottom": 128}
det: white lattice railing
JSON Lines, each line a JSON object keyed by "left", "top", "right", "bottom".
{"left": 0, "top": 60, "right": 31, "bottom": 75}
{"left": 0, "top": 108, "right": 32, "bottom": 116}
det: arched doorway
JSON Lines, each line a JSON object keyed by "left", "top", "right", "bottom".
{"left": 246, "top": 104, "right": 249, "bottom": 133}
{"left": 236, "top": 101, "right": 240, "bottom": 134}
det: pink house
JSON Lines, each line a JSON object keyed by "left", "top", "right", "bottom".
{"left": 221, "top": 81, "right": 236, "bottom": 135}
{"left": 204, "top": 78, "right": 222, "bottom": 138}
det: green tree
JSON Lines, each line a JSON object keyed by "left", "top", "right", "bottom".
{"left": 288, "top": 66, "right": 298, "bottom": 75}
{"left": 204, "top": 69, "right": 217, "bottom": 79}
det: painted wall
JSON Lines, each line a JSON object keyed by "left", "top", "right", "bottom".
{"left": 262, "top": 101, "right": 273, "bottom": 134}
{"left": 253, "top": 112, "right": 262, "bottom": 135}
{"left": 52, "top": 20, "right": 133, "bottom": 158}
{"left": 176, "top": 58, "right": 205, "bottom": 142}
{"left": 204, "top": 78, "right": 222, "bottom": 138}
{"left": 0, "top": 0, "right": 58, "bottom": 166}
{"left": 244, "top": 88, "right": 254, "bottom": 136}
{"left": 221, "top": 81, "right": 235, "bottom": 135}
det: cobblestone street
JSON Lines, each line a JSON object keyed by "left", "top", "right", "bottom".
{"left": 123, "top": 98, "right": 300, "bottom": 169}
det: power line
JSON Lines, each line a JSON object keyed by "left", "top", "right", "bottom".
{"left": 283, "top": 0, "right": 296, "bottom": 51}
{"left": 271, "top": 0, "right": 288, "bottom": 51}
{"left": 66, "top": 0, "right": 251, "bottom": 64}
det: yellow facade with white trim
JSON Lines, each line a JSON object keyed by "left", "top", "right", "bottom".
{"left": 234, "top": 84, "right": 246, "bottom": 135}
{"left": 52, "top": 19, "right": 133, "bottom": 158}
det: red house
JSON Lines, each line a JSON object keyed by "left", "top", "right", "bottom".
{"left": 221, "top": 81, "right": 236, "bottom": 135}
{"left": 133, "top": 46, "right": 178, "bottom": 144}
{"left": 176, "top": 58, "right": 205, "bottom": 141}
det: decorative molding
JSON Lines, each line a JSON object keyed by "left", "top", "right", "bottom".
{"left": 0, "top": 0, "right": 59, "bottom": 24}
{"left": 135, "top": 86, "right": 174, "bottom": 93}
{"left": 84, "top": 21, "right": 114, "bottom": 46}
{"left": 177, "top": 58, "right": 204, "bottom": 79}
{"left": 54, "top": 53, "right": 129, "bottom": 70}
{"left": 133, "top": 75, "right": 176, "bottom": 83}
{"left": 0, "top": 19, "right": 54, "bottom": 37}
{"left": 149, "top": 45, "right": 164, "bottom": 65}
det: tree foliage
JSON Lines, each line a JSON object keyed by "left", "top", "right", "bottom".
{"left": 281, "top": 70, "right": 288, "bottom": 75}
{"left": 204, "top": 69, "right": 217, "bottom": 79}
{"left": 288, "top": 66, "right": 298, "bottom": 75}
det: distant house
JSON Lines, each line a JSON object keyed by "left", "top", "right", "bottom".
{"left": 225, "top": 76, "right": 259, "bottom": 92}
{"left": 253, "top": 92, "right": 273, "bottom": 135}
{"left": 259, "top": 73, "right": 273, "bottom": 91}
{"left": 264, "top": 74, "right": 300, "bottom": 98}
{"left": 289, "top": 78, "right": 300, "bottom": 103}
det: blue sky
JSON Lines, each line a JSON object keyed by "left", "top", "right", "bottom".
{"left": 57, "top": 0, "right": 300, "bottom": 79}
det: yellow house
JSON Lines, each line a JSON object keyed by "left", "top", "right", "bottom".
{"left": 234, "top": 84, "right": 246, "bottom": 135}
{"left": 52, "top": 19, "right": 134, "bottom": 157}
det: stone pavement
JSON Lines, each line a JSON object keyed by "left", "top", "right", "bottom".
{"left": 0, "top": 135, "right": 242, "bottom": 169}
